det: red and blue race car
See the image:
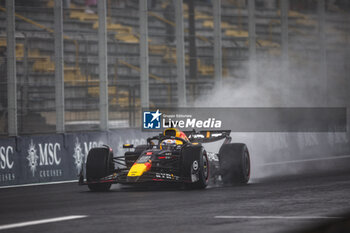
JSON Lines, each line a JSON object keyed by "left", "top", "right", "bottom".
{"left": 79, "top": 128, "right": 250, "bottom": 191}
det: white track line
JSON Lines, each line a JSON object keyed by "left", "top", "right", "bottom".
{"left": 0, "top": 215, "right": 87, "bottom": 231}
{"left": 260, "top": 154, "right": 350, "bottom": 166}
{"left": 0, "top": 180, "right": 78, "bottom": 189}
{"left": 214, "top": 216, "right": 342, "bottom": 219}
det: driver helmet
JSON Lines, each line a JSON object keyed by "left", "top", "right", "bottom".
{"left": 160, "top": 139, "right": 177, "bottom": 150}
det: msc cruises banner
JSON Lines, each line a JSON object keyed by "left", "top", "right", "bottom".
{"left": 0, "top": 130, "right": 152, "bottom": 187}
{"left": 0, "top": 129, "right": 349, "bottom": 187}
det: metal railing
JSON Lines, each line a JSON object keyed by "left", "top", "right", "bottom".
{"left": 1, "top": 0, "right": 349, "bottom": 136}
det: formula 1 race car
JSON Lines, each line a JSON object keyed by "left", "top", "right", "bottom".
{"left": 79, "top": 128, "right": 250, "bottom": 191}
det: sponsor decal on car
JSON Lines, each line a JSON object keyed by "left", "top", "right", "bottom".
{"left": 155, "top": 173, "right": 179, "bottom": 180}
{"left": 137, "top": 155, "right": 151, "bottom": 163}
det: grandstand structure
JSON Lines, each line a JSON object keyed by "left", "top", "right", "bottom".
{"left": 0, "top": 0, "right": 349, "bottom": 136}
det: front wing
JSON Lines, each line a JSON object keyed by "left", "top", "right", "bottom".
{"left": 79, "top": 169, "right": 185, "bottom": 186}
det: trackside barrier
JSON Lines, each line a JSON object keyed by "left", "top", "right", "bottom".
{"left": 0, "top": 130, "right": 349, "bottom": 187}
{"left": 230, "top": 132, "right": 350, "bottom": 178}
{"left": 0, "top": 129, "right": 152, "bottom": 187}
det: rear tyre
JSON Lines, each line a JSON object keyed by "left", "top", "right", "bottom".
{"left": 86, "top": 147, "right": 114, "bottom": 192}
{"left": 219, "top": 143, "right": 250, "bottom": 185}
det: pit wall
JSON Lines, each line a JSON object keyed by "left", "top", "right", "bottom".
{"left": 0, "top": 129, "right": 152, "bottom": 187}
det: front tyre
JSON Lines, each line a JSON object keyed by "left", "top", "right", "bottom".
{"left": 86, "top": 147, "right": 114, "bottom": 192}
{"left": 88, "top": 183, "right": 111, "bottom": 192}
{"left": 192, "top": 150, "right": 209, "bottom": 189}
{"left": 182, "top": 145, "right": 209, "bottom": 189}
{"left": 219, "top": 143, "right": 250, "bottom": 185}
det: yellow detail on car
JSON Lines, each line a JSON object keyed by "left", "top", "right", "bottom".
{"left": 127, "top": 163, "right": 151, "bottom": 177}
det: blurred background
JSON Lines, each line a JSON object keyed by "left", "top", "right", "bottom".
{"left": 0, "top": 0, "right": 349, "bottom": 135}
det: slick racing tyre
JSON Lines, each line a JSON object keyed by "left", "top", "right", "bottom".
{"left": 124, "top": 145, "right": 148, "bottom": 168}
{"left": 182, "top": 145, "right": 209, "bottom": 189}
{"left": 219, "top": 143, "right": 250, "bottom": 185}
{"left": 86, "top": 147, "right": 114, "bottom": 191}
{"left": 87, "top": 183, "right": 112, "bottom": 192}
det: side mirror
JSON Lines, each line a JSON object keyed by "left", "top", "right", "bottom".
{"left": 123, "top": 144, "right": 134, "bottom": 149}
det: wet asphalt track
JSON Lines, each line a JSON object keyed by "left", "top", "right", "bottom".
{"left": 0, "top": 171, "right": 350, "bottom": 233}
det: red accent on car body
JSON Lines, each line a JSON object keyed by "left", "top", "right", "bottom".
{"left": 145, "top": 162, "right": 152, "bottom": 171}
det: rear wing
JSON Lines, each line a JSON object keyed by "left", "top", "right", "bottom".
{"left": 184, "top": 130, "right": 231, "bottom": 143}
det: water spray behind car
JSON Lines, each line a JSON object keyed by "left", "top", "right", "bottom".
{"left": 194, "top": 23, "right": 350, "bottom": 180}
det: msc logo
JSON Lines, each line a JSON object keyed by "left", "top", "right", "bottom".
{"left": 143, "top": 109, "right": 162, "bottom": 129}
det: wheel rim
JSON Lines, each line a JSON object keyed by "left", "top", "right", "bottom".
{"left": 203, "top": 154, "right": 209, "bottom": 181}
{"left": 244, "top": 151, "right": 250, "bottom": 179}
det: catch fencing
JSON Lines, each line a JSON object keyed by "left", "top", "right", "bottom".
{"left": 3, "top": 1, "right": 348, "bottom": 136}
